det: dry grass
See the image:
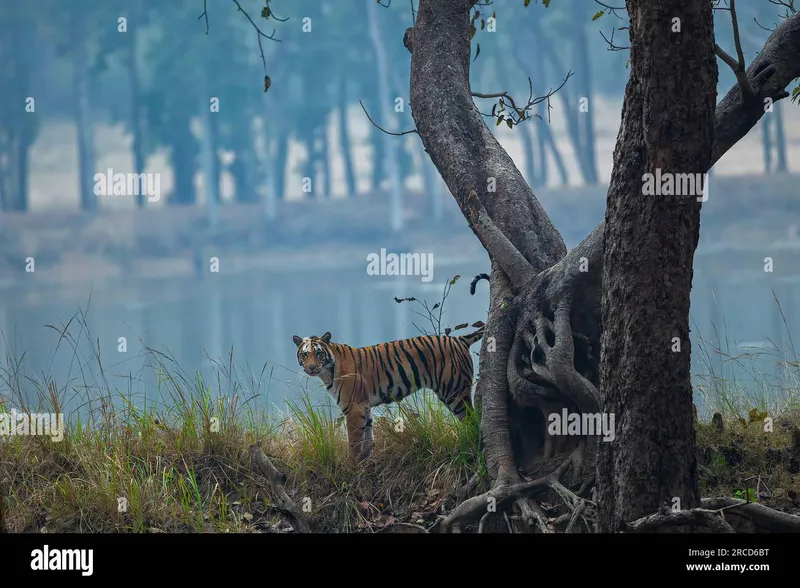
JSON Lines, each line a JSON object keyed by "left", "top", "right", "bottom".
{"left": 1, "top": 294, "right": 799, "bottom": 532}
{"left": 0, "top": 302, "right": 485, "bottom": 533}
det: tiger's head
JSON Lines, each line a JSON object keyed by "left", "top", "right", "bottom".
{"left": 292, "top": 332, "right": 334, "bottom": 378}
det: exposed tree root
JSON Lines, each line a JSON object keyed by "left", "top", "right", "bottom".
{"left": 250, "top": 441, "right": 310, "bottom": 533}
{"left": 458, "top": 472, "right": 480, "bottom": 502}
{"left": 625, "top": 502, "right": 736, "bottom": 533}
{"left": 700, "top": 498, "right": 800, "bottom": 533}
{"left": 441, "top": 444, "right": 800, "bottom": 533}
{"left": 435, "top": 444, "right": 585, "bottom": 533}
{"left": 516, "top": 497, "right": 550, "bottom": 533}
{"left": 618, "top": 498, "right": 800, "bottom": 534}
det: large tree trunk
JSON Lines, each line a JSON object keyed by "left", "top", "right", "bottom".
{"left": 595, "top": 0, "right": 716, "bottom": 533}
{"left": 404, "top": 0, "right": 800, "bottom": 533}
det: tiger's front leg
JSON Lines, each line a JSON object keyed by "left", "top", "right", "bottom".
{"left": 346, "top": 405, "right": 372, "bottom": 464}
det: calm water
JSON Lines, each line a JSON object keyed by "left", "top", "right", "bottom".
{"left": 1, "top": 249, "right": 797, "bottom": 422}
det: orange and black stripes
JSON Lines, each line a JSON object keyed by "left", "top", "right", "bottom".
{"left": 293, "top": 328, "right": 484, "bottom": 462}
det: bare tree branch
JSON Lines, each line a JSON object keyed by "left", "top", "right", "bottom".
{"left": 358, "top": 100, "right": 419, "bottom": 137}
{"left": 472, "top": 72, "right": 573, "bottom": 127}
{"left": 715, "top": 0, "right": 756, "bottom": 102}
{"left": 221, "top": 0, "right": 283, "bottom": 81}
{"left": 250, "top": 442, "right": 310, "bottom": 533}
{"left": 198, "top": 0, "right": 209, "bottom": 34}
{"left": 625, "top": 505, "right": 737, "bottom": 533}
{"left": 701, "top": 498, "right": 800, "bottom": 532}
{"left": 713, "top": 11, "right": 800, "bottom": 163}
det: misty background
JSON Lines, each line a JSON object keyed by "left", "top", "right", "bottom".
{"left": 0, "top": 0, "right": 798, "bottom": 421}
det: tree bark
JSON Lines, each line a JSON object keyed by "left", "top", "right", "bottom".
{"left": 595, "top": 0, "right": 717, "bottom": 533}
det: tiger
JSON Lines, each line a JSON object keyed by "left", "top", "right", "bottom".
{"left": 292, "top": 328, "right": 484, "bottom": 463}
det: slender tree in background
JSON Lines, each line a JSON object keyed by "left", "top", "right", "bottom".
{"left": 367, "top": 0, "right": 403, "bottom": 233}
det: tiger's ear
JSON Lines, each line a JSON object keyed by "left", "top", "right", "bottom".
{"left": 321, "top": 332, "right": 332, "bottom": 343}
{"left": 292, "top": 335, "right": 303, "bottom": 346}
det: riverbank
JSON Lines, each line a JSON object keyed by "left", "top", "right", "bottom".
{"left": 2, "top": 336, "right": 799, "bottom": 533}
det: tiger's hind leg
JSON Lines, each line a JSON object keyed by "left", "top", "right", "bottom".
{"left": 361, "top": 409, "right": 373, "bottom": 460}
{"left": 345, "top": 405, "right": 373, "bottom": 464}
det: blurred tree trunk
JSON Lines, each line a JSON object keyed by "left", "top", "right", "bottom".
{"left": 126, "top": 6, "right": 146, "bottom": 208}
{"left": 337, "top": 76, "right": 357, "bottom": 196}
{"left": 71, "top": 12, "right": 97, "bottom": 211}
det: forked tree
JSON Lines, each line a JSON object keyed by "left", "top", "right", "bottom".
{"left": 402, "top": 0, "right": 800, "bottom": 533}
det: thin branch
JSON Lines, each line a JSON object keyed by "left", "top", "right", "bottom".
{"left": 754, "top": 17, "right": 776, "bottom": 33}
{"left": 198, "top": 0, "right": 209, "bottom": 34}
{"left": 230, "top": 0, "right": 281, "bottom": 42}
{"left": 769, "top": 0, "right": 798, "bottom": 17}
{"left": 473, "top": 72, "right": 573, "bottom": 127}
{"left": 230, "top": 0, "right": 281, "bottom": 78}
{"left": 598, "top": 27, "right": 630, "bottom": 51}
{"left": 593, "top": 0, "right": 626, "bottom": 18}
{"left": 358, "top": 100, "right": 419, "bottom": 137}
{"left": 715, "top": 0, "right": 756, "bottom": 102}
{"left": 261, "top": 0, "right": 290, "bottom": 22}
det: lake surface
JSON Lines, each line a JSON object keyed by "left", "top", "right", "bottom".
{"left": 1, "top": 246, "right": 798, "bottom": 423}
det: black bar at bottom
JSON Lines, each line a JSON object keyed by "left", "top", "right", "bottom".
{"left": 0, "top": 532, "right": 791, "bottom": 580}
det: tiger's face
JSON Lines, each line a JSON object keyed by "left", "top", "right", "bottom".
{"left": 292, "top": 332, "right": 334, "bottom": 377}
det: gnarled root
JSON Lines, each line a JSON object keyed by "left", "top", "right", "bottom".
{"left": 526, "top": 296, "right": 601, "bottom": 415}
{"left": 433, "top": 444, "right": 591, "bottom": 533}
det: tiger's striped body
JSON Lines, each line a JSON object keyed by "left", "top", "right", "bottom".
{"left": 292, "top": 329, "right": 484, "bottom": 462}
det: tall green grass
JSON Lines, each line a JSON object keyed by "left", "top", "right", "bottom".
{"left": 0, "top": 302, "right": 483, "bottom": 532}
{"left": 1, "top": 290, "right": 798, "bottom": 532}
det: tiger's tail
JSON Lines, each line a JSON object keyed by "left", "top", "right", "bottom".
{"left": 470, "top": 273, "right": 490, "bottom": 295}
{"left": 460, "top": 326, "right": 485, "bottom": 347}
